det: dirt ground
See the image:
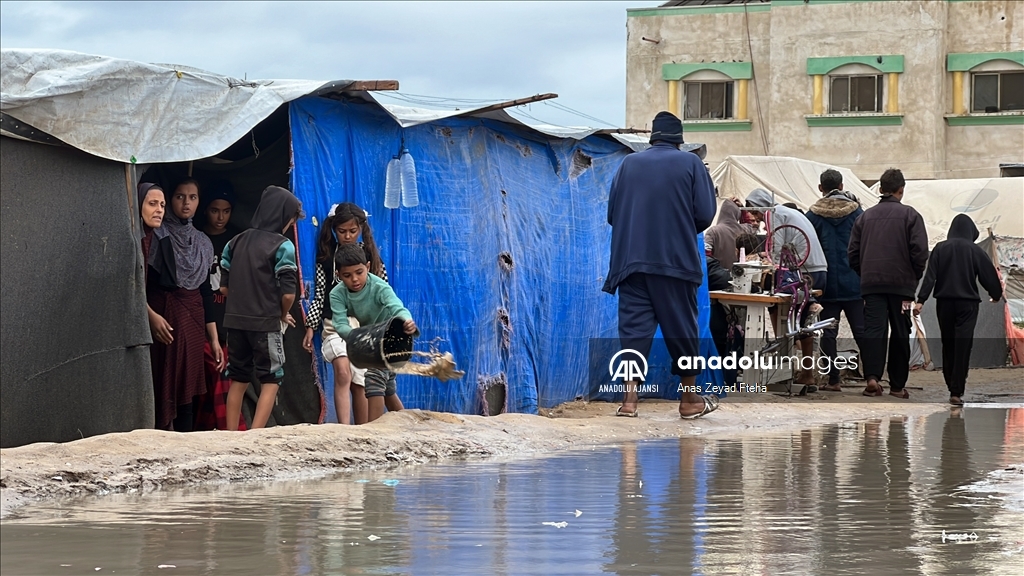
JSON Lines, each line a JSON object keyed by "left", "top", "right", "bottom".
{"left": 2, "top": 367, "right": 1021, "bottom": 519}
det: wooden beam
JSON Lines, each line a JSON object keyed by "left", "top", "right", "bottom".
{"left": 459, "top": 93, "right": 558, "bottom": 115}
{"left": 346, "top": 80, "right": 399, "bottom": 91}
{"left": 596, "top": 128, "right": 652, "bottom": 134}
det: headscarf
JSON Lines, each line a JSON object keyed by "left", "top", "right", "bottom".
{"left": 145, "top": 182, "right": 214, "bottom": 291}
{"left": 251, "top": 185, "right": 302, "bottom": 232}
{"left": 704, "top": 200, "right": 751, "bottom": 268}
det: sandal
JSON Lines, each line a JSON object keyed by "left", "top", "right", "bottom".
{"left": 615, "top": 406, "right": 639, "bottom": 418}
{"left": 889, "top": 389, "right": 910, "bottom": 399}
{"left": 863, "top": 381, "right": 884, "bottom": 397}
{"left": 949, "top": 396, "right": 964, "bottom": 406}
{"left": 821, "top": 384, "right": 843, "bottom": 392}
{"left": 681, "top": 395, "right": 719, "bottom": 420}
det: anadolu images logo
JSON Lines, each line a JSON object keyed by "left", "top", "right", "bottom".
{"left": 609, "top": 349, "right": 648, "bottom": 382}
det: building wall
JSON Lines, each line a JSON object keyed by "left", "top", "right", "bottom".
{"left": 625, "top": 0, "right": 1024, "bottom": 181}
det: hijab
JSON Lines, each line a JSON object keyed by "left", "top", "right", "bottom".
{"left": 140, "top": 181, "right": 214, "bottom": 291}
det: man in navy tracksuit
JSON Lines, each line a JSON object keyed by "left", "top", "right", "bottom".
{"left": 603, "top": 111, "right": 718, "bottom": 419}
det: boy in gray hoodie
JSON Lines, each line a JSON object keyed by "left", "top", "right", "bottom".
{"left": 221, "top": 186, "right": 304, "bottom": 430}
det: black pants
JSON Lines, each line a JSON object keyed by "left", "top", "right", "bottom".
{"left": 862, "top": 294, "right": 912, "bottom": 391}
{"left": 618, "top": 273, "right": 700, "bottom": 378}
{"left": 172, "top": 401, "right": 194, "bottom": 432}
{"left": 820, "top": 299, "right": 866, "bottom": 385}
{"left": 936, "top": 299, "right": 979, "bottom": 397}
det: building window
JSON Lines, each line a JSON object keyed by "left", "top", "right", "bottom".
{"left": 972, "top": 71, "right": 1024, "bottom": 112}
{"left": 829, "top": 75, "right": 883, "bottom": 113}
{"left": 683, "top": 81, "right": 734, "bottom": 119}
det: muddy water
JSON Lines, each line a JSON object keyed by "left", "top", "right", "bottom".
{"left": 2, "top": 408, "right": 1022, "bottom": 576}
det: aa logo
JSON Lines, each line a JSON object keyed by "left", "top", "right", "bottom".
{"left": 609, "top": 349, "right": 648, "bottom": 382}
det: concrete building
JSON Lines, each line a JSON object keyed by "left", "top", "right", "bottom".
{"left": 625, "top": 0, "right": 1024, "bottom": 181}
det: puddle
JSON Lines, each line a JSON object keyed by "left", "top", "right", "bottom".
{"left": 2, "top": 408, "right": 1022, "bottom": 575}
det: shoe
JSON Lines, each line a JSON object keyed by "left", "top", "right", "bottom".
{"left": 889, "top": 389, "right": 910, "bottom": 399}
{"left": 949, "top": 396, "right": 963, "bottom": 406}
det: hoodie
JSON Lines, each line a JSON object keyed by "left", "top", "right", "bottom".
{"left": 603, "top": 142, "right": 717, "bottom": 293}
{"left": 704, "top": 200, "right": 753, "bottom": 269}
{"left": 221, "top": 186, "right": 301, "bottom": 332}
{"left": 917, "top": 214, "right": 1002, "bottom": 304}
{"left": 805, "top": 190, "right": 864, "bottom": 301}
{"left": 745, "top": 188, "right": 828, "bottom": 274}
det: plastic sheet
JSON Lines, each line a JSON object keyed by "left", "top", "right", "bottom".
{"left": 291, "top": 97, "right": 715, "bottom": 414}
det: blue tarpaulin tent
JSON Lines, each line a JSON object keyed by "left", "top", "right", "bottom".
{"left": 289, "top": 97, "right": 722, "bottom": 419}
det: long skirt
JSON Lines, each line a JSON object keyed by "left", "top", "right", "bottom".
{"left": 195, "top": 341, "right": 247, "bottom": 431}
{"left": 149, "top": 287, "right": 208, "bottom": 430}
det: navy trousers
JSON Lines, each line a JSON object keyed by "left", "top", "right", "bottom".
{"left": 618, "top": 273, "right": 701, "bottom": 378}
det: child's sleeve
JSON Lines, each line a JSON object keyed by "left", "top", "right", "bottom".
{"left": 275, "top": 240, "right": 298, "bottom": 296}
{"left": 220, "top": 239, "right": 234, "bottom": 288}
{"left": 378, "top": 285, "right": 418, "bottom": 336}
{"left": 305, "top": 263, "right": 328, "bottom": 331}
{"left": 329, "top": 285, "right": 353, "bottom": 338}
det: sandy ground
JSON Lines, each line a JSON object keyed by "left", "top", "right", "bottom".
{"left": 2, "top": 367, "right": 1021, "bottom": 519}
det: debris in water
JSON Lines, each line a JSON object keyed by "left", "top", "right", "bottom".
{"left": 381, "top": 479, "right": 400, "bottom": 487}
{"left": 51, "top": 476, "right": 63, "bottom": 482}
{"left": 574, "top": 510, "right": 583, "bottom": 517}
{"left": 392, "top": 350, "right": 465, "bottom": 381}
{"left": 542, "top": 521, "right": 568, "bottom": 529}
{"left": 355, "top": 479, "right": 369, "bottom": 483}
{"left": 368, "top": 534, "right": 381, "bottom": 541}
{"left": 157, "top": 565, "right": 176, "bottom": 569}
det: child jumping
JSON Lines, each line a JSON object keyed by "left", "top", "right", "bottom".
{"left": 329, "top": 243, "right": 418, "bottom": 423}
{"left": 303, "top": 202, "right": 404, "bottom": 424}
{"left": 221, "top": 186, "right": 305, "bottom": 430}
{"left": 915, "top": 214, "right": 1002, "bottom": 406}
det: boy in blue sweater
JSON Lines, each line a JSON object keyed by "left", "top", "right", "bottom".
{"left": 330, "top": 243, "right": 418, "bottom": 423}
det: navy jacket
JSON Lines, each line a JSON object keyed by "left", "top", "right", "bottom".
{"left": 603, "top": 143, "right": 717, "bottom": 293}
{"left": 805, "top": 191, "right": 863, "bottom": 301}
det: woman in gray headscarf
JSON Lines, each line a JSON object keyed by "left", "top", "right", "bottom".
{"left": 142, "top": 178, "right": 222, "bottom": 432}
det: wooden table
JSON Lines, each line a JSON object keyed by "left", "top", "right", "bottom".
{"left": 709, "top": 290, "right": 822, "bottom": 395}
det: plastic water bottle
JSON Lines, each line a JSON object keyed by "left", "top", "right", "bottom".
{"left": 400, "top": 149, "right": 419, "bottom": 207}
{"left": 384, "top": 156, "right": 401, "bottom": 209}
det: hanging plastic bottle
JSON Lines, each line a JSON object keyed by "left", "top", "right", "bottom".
{"left": 400, "top": 148, "right": 419, "bottom": 207}
{"left": 384, "top": 155, "right": 402, "bottom": 209}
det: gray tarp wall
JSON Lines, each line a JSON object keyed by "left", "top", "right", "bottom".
{"left": 1, "top": 137, "right": 154, "bottom": 447}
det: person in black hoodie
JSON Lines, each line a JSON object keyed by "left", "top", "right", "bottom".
{"left": 805, "top": 169, "right": 865, "bottom": 392}
{"left": 915, "top": 214, "right": 1002, "bottom": 406}
{"left": 221, "top": 186, "right": 305, "bottom": 430}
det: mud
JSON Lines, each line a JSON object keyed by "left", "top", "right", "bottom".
{"left": 2, "top": 367, "right": 1020, "bottom": 518}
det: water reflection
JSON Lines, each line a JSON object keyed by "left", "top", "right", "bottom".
{"left": 2, "top": 408, "right": 1022, "bottom": 576}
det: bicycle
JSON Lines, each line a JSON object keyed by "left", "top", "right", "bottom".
{"left": 745, "top": 200, "right": 837, "bottom": 354}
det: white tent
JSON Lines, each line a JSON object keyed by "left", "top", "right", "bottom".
{"left": 711, "top": 155, "right": 877, "bottom": 211}
{"left": 868, "top": 177, "right": 1024, "bottom": 248}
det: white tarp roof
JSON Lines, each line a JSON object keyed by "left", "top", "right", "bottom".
{"left": 1, "top": 48, "right": 646, "bottom": 163}
{"left": 869, "top": 178, "right": 1024, "bottom": 248}
{"left": 1, "top": 49, "right": 334, "bottom": 164}
{"left": 711, "top": 155, "right": 878, "bottom": 211}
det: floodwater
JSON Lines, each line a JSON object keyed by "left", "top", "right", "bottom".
{"left": 2, "top": 408, "right": 1022, "bottom": 576}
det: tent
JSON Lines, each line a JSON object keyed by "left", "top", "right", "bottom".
{"left": 1, "top": 49, "right": 717, "bottom": 446}
{"left": 711, "top": 155, "right": 877, "bottom": 211}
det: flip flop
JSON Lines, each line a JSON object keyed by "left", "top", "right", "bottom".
{"left": 889, "top": 389, "right": 910, "bottom": 399}
{"left": 615, "top": 406, "right": 638, "bottom": 418}
{"left": 821, "top": 384, "right": 843, "bottom": 392}
{"left": 863, "top": 383, "right": 883, "bottom": 397}
{"left": 949, "top": 396, "right": 964, "bottom": 406}
{"left": 681, "top": 395, "right": 719, "bottom": 420}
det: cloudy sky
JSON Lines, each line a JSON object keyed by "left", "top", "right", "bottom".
{"left": 0, "top": 1, "right": 662, "bottom": 127}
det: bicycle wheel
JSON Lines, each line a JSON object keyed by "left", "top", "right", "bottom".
{"left": 767, "top": 224, "right": 811, "bottom": 269}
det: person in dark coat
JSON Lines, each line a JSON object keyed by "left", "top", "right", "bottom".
{"left": 915, "top": 214, "right": 1002, "bottom": 405}
{"left": 603, "top": 111, "right": 718, "bottom": 419}
{"left": 805, "top": 169, "right": 865, "bottom": 391}
{"left": 848, "top": 168, "right": 929, "bottom": 398}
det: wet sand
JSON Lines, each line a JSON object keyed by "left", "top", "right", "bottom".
{"left": 3, "top": 367, "right": 1021, "bottom": 518}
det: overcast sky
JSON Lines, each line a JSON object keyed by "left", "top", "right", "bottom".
{"left": 0, "top": 1, "right": 662, "bottom": 128}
